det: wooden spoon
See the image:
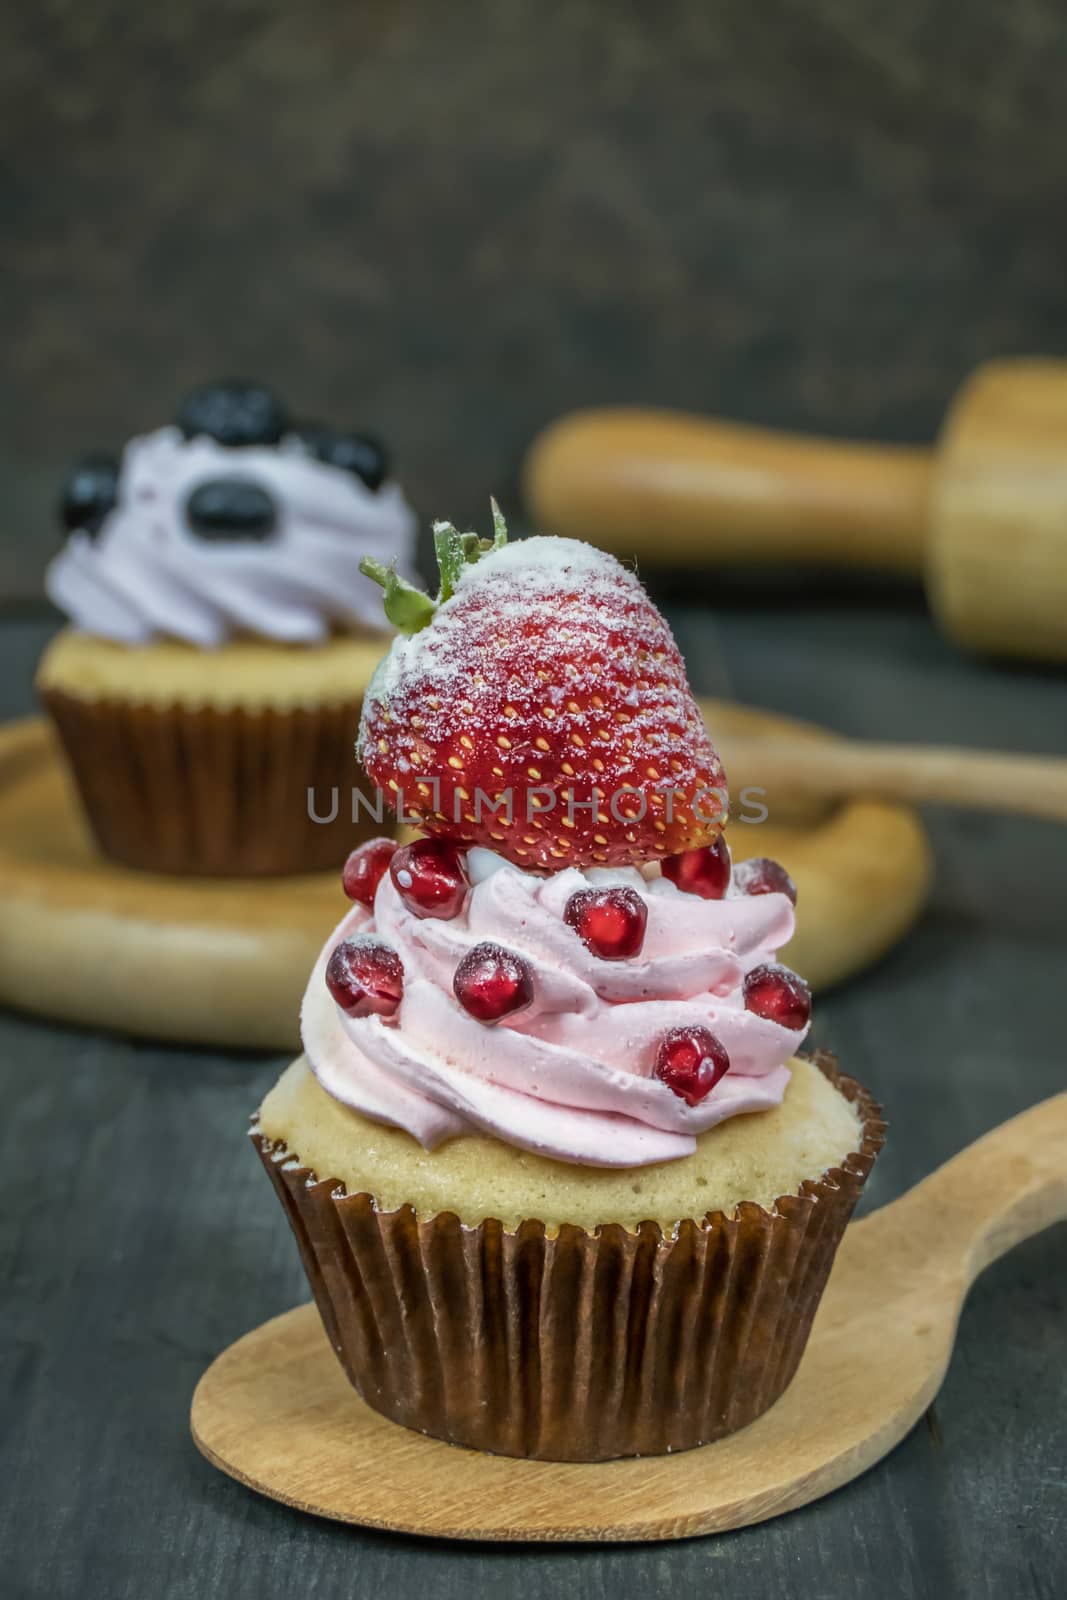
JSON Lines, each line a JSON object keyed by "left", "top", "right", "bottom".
{"left": 714, "top": 732, "right": 1067, "bottom": 826}
{"left": 696, "top": 697, "right": 1067, "bottom": 826}
{"left": 191, "top": 1090, "right": 1067, "bottom": 1543}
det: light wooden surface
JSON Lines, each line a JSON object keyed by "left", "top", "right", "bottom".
{"left": 0, "top": 717, "right": 346, "bottom": 1050}
{"left": 0, "top": 708, "right": 931, "bottom": 1047}
{"left": 523, "top": 358, "right": 1067, "bottom": 662}
{"left": 190, "top": 1089, "right": 1067, "bottom": 1542}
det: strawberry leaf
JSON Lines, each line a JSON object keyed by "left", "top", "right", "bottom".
{"left": 432, "top": 521, "right": 472, "bottom": 602}
{"left": 433, "top": 509, "right": 510, "bottom": 601}
{"left": 359, "top": 558, "right": 436, "bottom": 635}
{"left": 362, "top": 509, "right": 512, "bottom": 633}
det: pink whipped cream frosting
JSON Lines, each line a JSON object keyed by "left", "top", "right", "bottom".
{"left": 46, "top": 426, "right": 417, "bottom": 647}
{"left": 301, "top": 847, "right": 807, "bottom": 1168}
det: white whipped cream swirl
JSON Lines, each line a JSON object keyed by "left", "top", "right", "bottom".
{"left": 301, "top": 849, "right": 807, "bottom": 1168}
{"left": 46, "top": 426, "right": 418, "bottom": 647}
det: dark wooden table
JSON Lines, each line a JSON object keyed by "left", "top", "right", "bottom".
{"left": 1, "top": 598, "right": 1064, "bottom": 1599}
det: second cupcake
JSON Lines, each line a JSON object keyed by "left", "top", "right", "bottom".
{"left": 37, "top": 379, "right": 418, "bottom": 876}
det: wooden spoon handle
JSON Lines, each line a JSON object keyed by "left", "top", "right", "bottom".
{"left": 523, "top": 408, "right": 935, "bottom": 573}
{"left": 898, "top": 1093, "right": 1067, "bottom": 1282}
{"left": 717, "top": 735, "right": 1067, "bottom": 825}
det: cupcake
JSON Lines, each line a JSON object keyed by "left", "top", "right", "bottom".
{"left": 253, "top": 515, "right": 883, "bottom": 1460}
{"left": 36, "top": 379, "right": 418, "bottom": 876}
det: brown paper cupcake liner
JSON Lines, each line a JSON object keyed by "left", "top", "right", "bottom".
{"left": 252, "top": 1052, "right": 885, "bottom": 1461}
{"left": 42, "top": 687, "right": 385, "bottom": 877}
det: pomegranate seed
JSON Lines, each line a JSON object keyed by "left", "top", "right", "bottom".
{"left": 743, "top": 964, "right": 811, "bottom": 1030}
{"left": 661, "top": 835, "right": 732, "bottom": 900}
{"left": 325, "top": 938, "right": 404, "bottom": 1018}
{"left": 563, "top": 885, "right": 647, "bottom": 960}
{"left": 342, "top": 837, "right": 397, "bottom": 907}
{"left": 654, "top": 1026, "right": 730, "bottom": 1106}
{"left": 733, "top": 856, "right": 797, "bottom": 905}
{"left": 389, "top": 837, "right": 469, "bottom": 920}
{"left": 453, "top": 941, "right": 534, "bottom": 1023}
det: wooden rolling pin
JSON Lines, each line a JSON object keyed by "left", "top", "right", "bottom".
{"left": 523, "top": 358, "right": 1067, "bottom": 662}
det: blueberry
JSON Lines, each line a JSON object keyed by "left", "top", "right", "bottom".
{"left": 294, "top": 423, "right": 389, "bottom": 491}
{"left": 59, "top": 451, "right": 121, "bottom": 535}
{"left": 185, "top": 478, "right": 278, "bottom": 541}
{"left": 176, "top": 380, "right": 287, "bottom": 448}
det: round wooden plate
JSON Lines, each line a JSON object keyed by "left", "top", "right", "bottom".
{"left": 0, "top": 708, "right": 930, "bottom": 1048}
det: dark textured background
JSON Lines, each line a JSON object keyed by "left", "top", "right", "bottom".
{"left": 5, "top": 0, "right": 1067, "bottom": 598}
{"left": 3, "top": 7, "right": 1067, "bottom": 1596}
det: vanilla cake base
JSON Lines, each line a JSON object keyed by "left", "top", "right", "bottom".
{"left": 257, "top": 1054, "right": 863, "bottom": 1232}
{"left": 36, "top": 627, "right": 389, "bottom": 710}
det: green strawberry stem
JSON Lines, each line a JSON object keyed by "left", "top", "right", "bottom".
{"left": 360, "top": 502, "right": 510, "bottom": 636}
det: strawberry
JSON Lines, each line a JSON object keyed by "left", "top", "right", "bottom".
{"left": 357, "top": 506, "right": 727, "bottom": 872}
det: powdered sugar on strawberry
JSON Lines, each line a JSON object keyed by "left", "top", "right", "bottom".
{"left": 358, "top": 532, "right": 728, "bottom": 871}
